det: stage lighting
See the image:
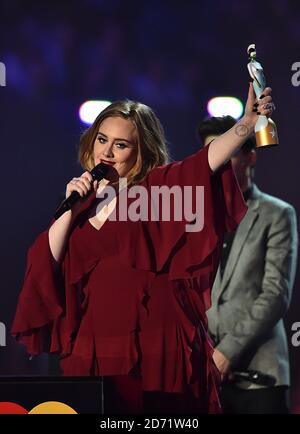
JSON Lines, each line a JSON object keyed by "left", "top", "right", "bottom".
{"left": 79, "top": 100, "right": 111, "bottom": 125}
{"left": 207, "top": 96, "right": 243, "bottom": 119}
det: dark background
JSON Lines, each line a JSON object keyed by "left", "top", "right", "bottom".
{"left": 0, "top": 0, "right": 299, "bottom": 412}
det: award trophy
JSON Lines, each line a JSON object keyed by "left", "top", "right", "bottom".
{"left": 247, "top": 44, "right": 279, "bottom": 147}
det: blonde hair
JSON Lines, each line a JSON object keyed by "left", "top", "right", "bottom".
{"left": 78, "top": 100, "right": 170, "bottom": 186}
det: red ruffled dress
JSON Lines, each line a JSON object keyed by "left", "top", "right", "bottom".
{"left": 12, "top": 145, "right": 247, "bottom": 413}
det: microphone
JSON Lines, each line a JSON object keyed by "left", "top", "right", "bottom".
{"left": 232, "top": 370, "right": 276, "bottom": 387}
{"left": 54, "top": 163, "right": 110, "bottom": 220}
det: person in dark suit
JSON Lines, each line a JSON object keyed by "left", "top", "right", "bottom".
{"left": 197, "top": 115, "right": 298, "bottom": 414}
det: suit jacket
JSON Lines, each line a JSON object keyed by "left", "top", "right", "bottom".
{"left": 207, "top": 184, "right": 298, "bottom": 387}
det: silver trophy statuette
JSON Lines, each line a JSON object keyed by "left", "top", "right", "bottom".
{"left": 247, "top": 44, "right": 279, "bottom": 147}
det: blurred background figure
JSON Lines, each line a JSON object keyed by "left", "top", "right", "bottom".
{"left": 197, "top": 115, "right": 298, "bottom": 414}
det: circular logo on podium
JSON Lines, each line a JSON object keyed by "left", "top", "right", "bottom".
{"left": 28, "top": 401, "right": 77, "bottom": 414}
{"left": 0, "top": 402, "right": 28, "bottom": 414}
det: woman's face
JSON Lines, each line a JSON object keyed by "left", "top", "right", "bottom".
{"left": 93, "top": 116, "right": 138, "bottom": 178}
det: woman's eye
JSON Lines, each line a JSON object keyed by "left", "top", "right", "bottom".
{"left": 115, "top": 143, "right": 127, "bottom": 149}
{"left": 97, "top": 137, "right": 106, "bottom": 144}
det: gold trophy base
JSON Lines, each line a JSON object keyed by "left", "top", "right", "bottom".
{"left": 255, "top": 118, "right": 279, "bottom": 148}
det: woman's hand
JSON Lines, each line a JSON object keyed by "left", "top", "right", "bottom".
{"left": 244, "top": 82, "right": 275, "bottom": 125}
{"left": 65, "top": 171, "right": 99, "bottom": 218}
{"left": 66, "top": 171, "right": 98, "bottom": 199}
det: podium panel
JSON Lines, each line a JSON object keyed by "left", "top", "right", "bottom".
{"left": 0, "top": 377, "right": 103, "bottom": 414}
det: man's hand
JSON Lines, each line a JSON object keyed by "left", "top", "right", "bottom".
{"left": 213, "top": 348, "right": 232, "bottom": 381}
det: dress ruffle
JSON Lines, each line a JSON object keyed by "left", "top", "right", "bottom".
{"left": 159, "top": 146, "right": 243, "bottom": 274}
{"left": 128, "top": 145, "right": 246, "bottom": 311}
{"left": 11, "top": 194, "right": 103, "bottom": 357}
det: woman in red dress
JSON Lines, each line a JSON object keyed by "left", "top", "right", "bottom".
{"left": 12, "top": 84, "right": 274, "bottom": 413}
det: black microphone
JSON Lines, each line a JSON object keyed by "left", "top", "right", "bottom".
{"left": 232, "top": 370, "right": 276, "bottom": 387}
{"left": 54, "top": 163, "right": 110, "bottom": 220}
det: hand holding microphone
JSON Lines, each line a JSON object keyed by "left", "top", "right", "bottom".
{"left": 67, "top": 172, "right": 97, "bottom": 198}
{"left": 54, "top": 163, "right": 110, "bottom": 220}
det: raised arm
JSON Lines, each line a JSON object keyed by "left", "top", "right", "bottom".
{"left": 208, "top": 83, "right": 274, "bottom": 172}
